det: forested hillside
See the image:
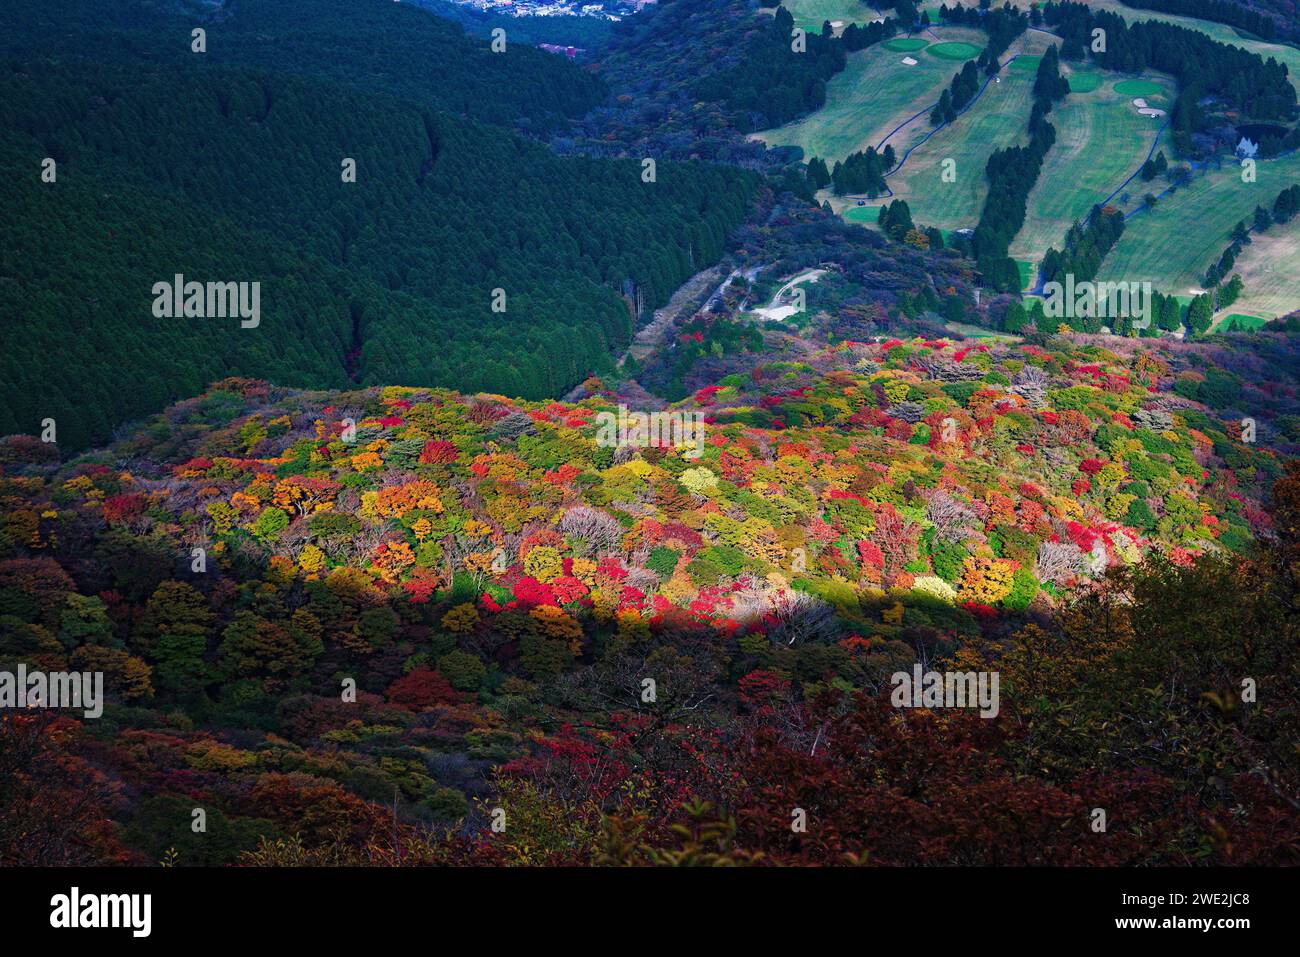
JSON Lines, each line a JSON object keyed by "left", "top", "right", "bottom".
{"left": 2, "top": 329, "right": 1297, "bottom": 865}
{"left": 0, "top": 0, "right": 603, "bottom": 134}
{"left": 0, "top": 1, "right": 758, "bottom": 449}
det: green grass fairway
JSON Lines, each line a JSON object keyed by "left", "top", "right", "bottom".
{"left": 1214, "top": 313, "right": 1270, "bottom": 331}
{"left": 843, "top": 204, "right": 884, "bottom": 223}
{"left": 1010, "top": 56, "right": 1040, "bottom": 72}
{"left": 927, "top": 41, "right": 982, "bottom": 61}
{"left": 1114, "top": 79, "right": 1165, "bottom": 98}
{"left": 1010, "top": 75, "right": 1173, "bottom": 264}
{"left": 946, "top": 320, "right": 1022, "bottom": 341}
{"left": 779, "top": 0, "right": 884, "bottom": 32}
{"left": 1066, "top": 71, "right": 1103, "bottom": 93}
{"left": 884, "top": 37, "right": 930, "bottom": 52}
{"left": 883, "top": 64, "right": 1039, "bottom": 231}
{"left": 753, "top": 26, "right": 989, "bottom": 163}
{"left": 1015, "top": 259, "right": 1035, "bottom": 291}
{"left": 1096, "top": 152, "right": 1300, "bottom": 316}
{"left": 1215, "top": 227, "right": 1300, "bottom": 321}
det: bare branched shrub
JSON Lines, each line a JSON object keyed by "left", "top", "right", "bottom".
{"left": 1036, "top": 540, "right": 1083, "bottom": 585}
{"left": 558, "top": 505, "right": 624, "bottom": 555}
{"left": 925, "top": 490, "right": 979, "bottom": 543}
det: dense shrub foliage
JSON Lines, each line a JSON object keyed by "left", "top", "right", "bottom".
{"left": 2, "top": 329, "right": 1295, "bottom": 865}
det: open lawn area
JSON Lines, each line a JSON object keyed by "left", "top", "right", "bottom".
{"left": 927, "top": 41, "right": 982, "bottom": 60}
{"left": 1113, "top": 78, "right": 1166, "bottom": 98}
{"left": 842, "top": 203, "right": 885, "bottom": 223}
{"left": 753, "top": 25, "right": 988, "bottom": 164}
{"left": 1215, "top": 227, "right": 1300, "bottom": 322}
{"left": 1096, "top": 151, "right": 1300, "bottom": 316}
{"left": 1010, "top": 74, "right": 1173, "bottom": 265}
{"left": 1067, "top": 71, "right": 1104, "bottom": 93}
{"left": 1213, "top": 312, "right": 1272, "bottom": 331}
{"left": 884, "top": 37, "right": 931, "bottom": 52}
{"left": 778, "top": 0, "right": 885, "bottom": 32}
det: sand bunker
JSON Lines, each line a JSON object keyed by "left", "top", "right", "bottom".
{"left": 1132, "top": 98, "right": 1166, "bottom": 117}
{"left": 902, "top": 56, "right": 918, "bottom": 66}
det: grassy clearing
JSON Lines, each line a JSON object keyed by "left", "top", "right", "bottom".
{"left": 1016, "top": 259, "right": 1035, "bottom": 291}
{"left": 843, "top": 204, "right": 885, "bottom": 223}
{"left": 1213, "top": 313, "right": 1271, "bottom": 331}
{"left": 927, "top": 41, "right": 983, "bottom": 60}
{"left": 1010, "top": 55, "right": 1041, "bottom": 72}
{"left": 867, "top": 31, "right": 1059, "bottom": 231}
{"left": 1096, "top": 152, "right": 1300, "bottom": 314}
{"left": 1113, "top": 79, "right": 1165, "bottom": 98}
{"left": 778, "top": 0, "right": 884, "bottom": 32}
{"left": 884, "top": 37, "right": 931, "bottom": 52}
{"left": 946, "top": 320, "right": 1023, "bottom": 341}
{"left": 753, "top": 25, "right": 988, "bottom": 164}
{"left": 1010, "top": 75, "right": 1173, "bottom": 263}
{"left": 1066, "top": 71, "right": 1103, "bottom": 93}
{"left": 1215, "top": 227, "right": 1300, "bottom": 321}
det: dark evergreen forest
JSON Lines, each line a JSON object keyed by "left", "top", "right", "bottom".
{"left": 0, "top": 0, "right": 758, "bottom": 449}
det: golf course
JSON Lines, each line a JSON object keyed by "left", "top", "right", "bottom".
{"left": 1097, "top": 152, "right": 1300, "bottom": 316}
{"left": 753, "top": 24, "right": 989, "bottom": 164}
{"left": 759, "top": 0, "right": 1300, "bottom": 316}
{"left": 1010, "top": 72, "right": 1173, "bottom": 262}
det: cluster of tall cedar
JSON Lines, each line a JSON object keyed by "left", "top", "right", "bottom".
{"left": 1043, "top": 2, "right": 1297, "bottom": 154}
{"left": 840, "top": 16, "right": 899, "bottom": 51}
{"left": 877, "top": 201, "right": 916, "bottom": 241}
{"left": 1008, "top": 287, "right": 1180, "bottom": 336}
{"left": 1123, "top": 290, "right": 1186, "bottom": 337}
{"left": 806, "top": 157, "right": 833, "bottom": 190}
{"left": 932, "top": 62, "right": 983, "bottom": 125}
{"left": 0, "top": 1, "right": 758, "bottom": 449}
{"left": 829, "top": 147, "right": 897, "bottom": 196}
{"left": 1041, "top": 205, "right": 1127, "bottom": 286}
{"left": 972, "top": 46, "right": 1070, "bottom": 291}
{"left": 1272, "top": 184, "right": 1300, "bottom": 222}
{"left": 1117, "top": 0, "right": 1279, "bottom": 41}
{"left": 881, "top": 0, "right": 921, "bottom": 28}
{"left": 1140, "top": 151, "right": 1170, "bottom": 181}
{"left": 694, "top": 6, "right": 895, "bottom": 132}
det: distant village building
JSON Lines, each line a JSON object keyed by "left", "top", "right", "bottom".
{"left": 539, "top": 43, "right": 580, "bottom": 59}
